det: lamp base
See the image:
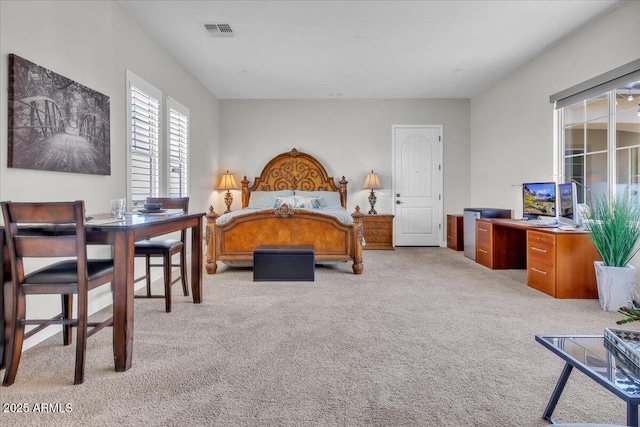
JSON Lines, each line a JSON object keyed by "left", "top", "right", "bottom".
{"left": 368, "top": 190, "right": 377, "bottom": 215}
{"left": 224, "top": 191, "right": 233, "bottom": 214}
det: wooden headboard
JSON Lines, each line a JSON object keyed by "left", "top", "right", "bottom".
{"left": 241, "top": 148, "right": 348, "bottom": 208}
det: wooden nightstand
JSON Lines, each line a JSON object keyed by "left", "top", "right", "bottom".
{"left": 362, "top": 214, "right": 394, "bottom": 250}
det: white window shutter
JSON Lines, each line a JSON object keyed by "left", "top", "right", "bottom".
{"left": 167, "top": 98, "right": 189, "bottom": 198}
{"left": 128, "top": 74, "right": 161, "bottom": 208}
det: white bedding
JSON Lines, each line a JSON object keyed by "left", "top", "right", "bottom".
{"left": 215, "top": 206, "right": 354, "bottom": 226}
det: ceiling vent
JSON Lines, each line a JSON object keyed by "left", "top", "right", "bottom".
{"left": 201, "top": 23, "right": 236, "bottom": 38}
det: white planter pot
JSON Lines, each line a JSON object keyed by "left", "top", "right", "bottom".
{"left": 594, "top": 261, "right": 636, "bottom": 312}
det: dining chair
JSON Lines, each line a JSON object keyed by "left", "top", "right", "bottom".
{"left": 134, "top": 197, "right": 189, "bottom": 312}
{"left": 1, "top": 200, "right": 114, "bottom": 386}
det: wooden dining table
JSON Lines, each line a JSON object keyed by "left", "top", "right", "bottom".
{"left": 1, "top": 210, "right": 205, "bottom": 373}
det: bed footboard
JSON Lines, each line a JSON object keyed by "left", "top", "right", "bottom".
{"left": 206, "top": 206, "right": 364, "bottom": 275}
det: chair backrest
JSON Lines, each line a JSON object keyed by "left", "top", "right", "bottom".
{"left": 1, "top": 201, "right": 87, "bottom": 288}
{"left": 146, "top": 197, "right": 189, "bottom": 212}
{"left": 146, "top": 197, "right": 189, "bottom": 241}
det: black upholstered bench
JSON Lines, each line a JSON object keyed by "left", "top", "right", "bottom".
{"left": 253, "top": 245, "right": 315, "bottom": 282}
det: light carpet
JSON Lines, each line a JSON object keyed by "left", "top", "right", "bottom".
{"left": 0, "top": 248, "right": 632, "bottom": 426}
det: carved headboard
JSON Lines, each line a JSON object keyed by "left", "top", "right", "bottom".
{"left": 241, "top": 148, "right": 348, "bottom": 208}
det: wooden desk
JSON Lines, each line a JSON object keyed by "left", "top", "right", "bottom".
{"left": 475, "top": 219, "right": 600, "bottom": 299}
{"left": 1, "top": 211, "right": 205, "bottom": 372}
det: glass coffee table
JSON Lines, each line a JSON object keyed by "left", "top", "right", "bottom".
{"left": 536, "top": 334, "right": 640, "bottom": 426}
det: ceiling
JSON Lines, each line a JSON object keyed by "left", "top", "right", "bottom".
{"left": 115, "top": 0, "right": 623, "bottom": 100}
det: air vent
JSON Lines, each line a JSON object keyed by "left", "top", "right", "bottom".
{"left": 201, "top": 23, "right": 236, "bottom": 38}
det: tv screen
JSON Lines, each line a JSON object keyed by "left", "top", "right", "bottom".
{"left": 558, "top": 182, "right": 577, "bottom": 226}
{"left": 523, "top": 182, "right": 556, "bottom": 219}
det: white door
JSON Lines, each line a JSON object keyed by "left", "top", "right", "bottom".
{"left": 393, "top": 125, "right": 443, "bottom": 246}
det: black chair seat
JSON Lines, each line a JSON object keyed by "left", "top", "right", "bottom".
{"left": 24, "top": 260, "right": 114, "bottom": 285}
{"left": 134, "top": 239, "right": 183, "bottom": 254}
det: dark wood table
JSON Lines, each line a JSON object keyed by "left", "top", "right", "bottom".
{"left": 1, "top": 211, "right": 205, "bottom": 373}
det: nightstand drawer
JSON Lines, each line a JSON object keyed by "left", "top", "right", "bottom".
{"left": 365, "top": 220, "right": 391, "bottom": 230}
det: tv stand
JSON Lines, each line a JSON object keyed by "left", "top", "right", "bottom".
{"left": 475, "top": 218, "right": 600, "bottom": 299}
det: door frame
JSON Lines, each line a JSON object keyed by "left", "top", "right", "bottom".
{"left": 391, "top": 124, "right": 445, "bottom": 247}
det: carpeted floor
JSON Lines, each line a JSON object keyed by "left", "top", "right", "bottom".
{"left": 0, "top": 247, "right": 633, "bottom": 426}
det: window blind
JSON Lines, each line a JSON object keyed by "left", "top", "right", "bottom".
{"left": 167, "top": 103, "right": 189, "bottom": 198}
{"left": 130, "top": 85, "right": 160, "bottom": 207}
{"left": 550, "top": 58, "right": 640, "bottom": 109}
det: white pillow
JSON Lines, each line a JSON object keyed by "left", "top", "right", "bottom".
{"left": 294, "top": 190, "right": 342, "bottom": 208}
{"left": 295, "top": 196, "right": 321, "bottom": 209}
{"left": 274, "top": 195, "right": 297, "bottom": 209}
{"left": 274, "top": 195, "right": 321, "bottom": 209}
{"left": 248, "top": 190, "right": 294, "bottom": 208}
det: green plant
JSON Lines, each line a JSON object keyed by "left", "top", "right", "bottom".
{"left": 617, "top": 306, "right": 640, "bottom": 324}
{"left": 587, "top": 196, "right": 640, "bottom": 267}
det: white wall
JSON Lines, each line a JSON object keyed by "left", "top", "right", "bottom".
{"left": 470, "top": 1, "right": 640, "bottom": 215}
{"left": 219, "top": 99, "right": 470, "bottom": 218}
{"left": 0, "top": 0, "right": 219, "bottom": 347}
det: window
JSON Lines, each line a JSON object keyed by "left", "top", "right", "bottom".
{"left": 167, "top": 98, "right": 189, "bottom": 198}
{"left": 126, "top": 72, "right": 190, "bottom": 208}
{"left": 553, "top": 60, "right": 640, "bottom": 207}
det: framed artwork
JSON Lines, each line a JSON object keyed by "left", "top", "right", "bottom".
{"left": 8, "top": 54, "right": 111, "bottom": 175}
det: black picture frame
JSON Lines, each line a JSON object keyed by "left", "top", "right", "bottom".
{"left": 8, "top": 54, "right": 111, "bottom": 175}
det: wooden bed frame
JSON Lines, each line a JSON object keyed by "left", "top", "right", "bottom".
{"left": 206, "top": 148, "right": 364, "bottom": 274}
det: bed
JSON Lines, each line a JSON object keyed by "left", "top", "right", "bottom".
{"left": 206, "top": 148, "right": 364, "bottom": 274}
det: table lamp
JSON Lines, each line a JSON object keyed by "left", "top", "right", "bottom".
{"left": 363, "top": 170, "right": 382, "bottom": 215}
{"left": 218, "top": 170, "right": 239, "bottom": 213}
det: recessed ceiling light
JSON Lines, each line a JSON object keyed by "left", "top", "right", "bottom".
{"left": 329, "top": 93, "right": 343, "bottom": 97}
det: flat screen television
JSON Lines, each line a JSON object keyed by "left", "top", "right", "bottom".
{"left": 558, "top": 182, "right": 577, "bottom": 226}
{"left": 522, "top": 182, "right": 557, "bottom": 220}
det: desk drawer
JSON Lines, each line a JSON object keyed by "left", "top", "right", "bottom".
{"left": 528, "top": 259, "right": 556, "bottom": 296}
{"left": 528, "top": 231, "right": 555, "bottom": 246}
{"left": 528, "top": 241, "right": 555, "bottom": 264}
{"left": 476, "top": 222, "right": 492, "bottom": 246}
{"left": 528, "top": 231, "right": 556, "bottom": 265}
{"left": 476, "top": 245, "right": 492, "bottom": 268}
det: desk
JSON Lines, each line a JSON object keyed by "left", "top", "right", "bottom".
{"left": 475, "top": 219, "right": 600, "bottom": 298}
{"left": 1, "top": 211, "right": 205, "bottom": 373}
{"left": 536, "top": 334, "right": 640, "bottom": 426}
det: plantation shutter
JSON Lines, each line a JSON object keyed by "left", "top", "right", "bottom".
{"left": 129, "top": 83, "right": 160, "bottom": 208}
{"left": 167, "top": 98, "right": 189, "bottom": 198}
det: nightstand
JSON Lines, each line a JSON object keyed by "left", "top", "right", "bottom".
{"left": 362, "top": 214, "right": 394, "bottom": 250}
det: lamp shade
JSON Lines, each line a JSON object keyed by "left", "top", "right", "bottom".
{"left": 218, "top": 171, "right": 239, "bottom": 190}
{"left": 363, "top": 171, "right": 381, "bottom": 190}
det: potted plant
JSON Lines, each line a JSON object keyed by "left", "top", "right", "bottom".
{"left": 587, "top": 196, "right": 640, "bottom": 311}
